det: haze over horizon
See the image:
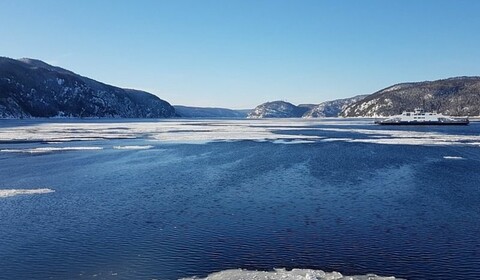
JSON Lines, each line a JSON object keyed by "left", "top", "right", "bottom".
{"left": 1, "top": 0, "right": 480, "bottom": 109}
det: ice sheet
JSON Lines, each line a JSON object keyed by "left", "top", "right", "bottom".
{"left": 0, "top": 120, "right": 322, "bottom": 144}
{"left": 0, "top": 119, "right": 478, "bottom": 146}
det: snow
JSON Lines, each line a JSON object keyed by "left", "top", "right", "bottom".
{"left": 358, "top": 99, "right": 377, "bottom": 112}
{"left": 0, "top": 188, "right": 55, "bottom": 198}
{"left": 381, "top": 85, "right": 402, "bottom": 93}
{"left": 180, "top": 268, "right": 402, "bottom": 280}
{"left": 383, "top": 98, "right": 393, "bottom": 107}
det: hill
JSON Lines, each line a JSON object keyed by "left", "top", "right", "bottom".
{"left": 247, "top": 101, "right": 309, "bottom": 118}
{"left": 0, "top": 57, "right": 175, "bottom": 118}
{"left": 342, "top": 77, "right": 480, "bottom": 117}
{"left": 174, "top": 105, "right": 248, "bottom": 118}
{"left": 303, "top": 95, "right": 367, "bottom": 118}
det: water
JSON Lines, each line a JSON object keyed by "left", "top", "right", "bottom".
{"left": 0, "top": 119, "right": 479, "bottom": 280}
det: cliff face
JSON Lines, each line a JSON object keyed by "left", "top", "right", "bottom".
{"left": 341, "top": 77, "right": 480, "bottom": 117}
{"left": 0, "top": 57, "right": 175, "bottom": 118}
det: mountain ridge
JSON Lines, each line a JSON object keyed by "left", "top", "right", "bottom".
{"left": 0, "top": 57, "right": 175, "bottom": 118}
{"left": 303, "top": 95, "right": 367, "bottom": 118}
{"left": 341, "top": 76, "right": 480, "bottom": 117}
{"left": 174, "top": 105, "right": 248, "bottom": 118}
{"left": 248, "top": 96, "right": 367, "bottom": 119}
{"left": 2, "top": 57, "right": 479, "bottom": 119}
{"left": 247, "top": 101, "right": 309, "bottom": 118}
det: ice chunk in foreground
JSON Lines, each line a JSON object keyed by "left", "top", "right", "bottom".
{"left": 179, "top": 268, "right": 403, "bottom": 280}
{"left": 0, "top": 188, "right": 55, "bottom": 198}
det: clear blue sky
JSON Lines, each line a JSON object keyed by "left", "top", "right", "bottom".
{"left": 1, "top": 0, "right": 479, "bottom": 108}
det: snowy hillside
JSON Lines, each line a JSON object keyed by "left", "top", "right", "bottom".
{"left": 0, "top": 57, "right": 175, "bottom": 118}
{"left": 247, "top": 101, "right": 309, "bottom": 118}
{"left": 341, "top": 77, "right": 480, "bottom": 117}
{"left": 303, "top": 95, "right": 367, "bottom": 118}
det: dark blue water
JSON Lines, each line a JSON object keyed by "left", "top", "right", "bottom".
{"left": 0, "top": 120, "right": 479, "bottom": 279}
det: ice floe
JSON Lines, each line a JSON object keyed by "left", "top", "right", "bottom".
{"left": 0, "top": 119, "right": 478, "bottom": 146}
{"left": 0, "top": 119, "right": 322, "bottom": 144}
{"left": 443, "top": 156, "right": 464, "bottom": 160}
{"left": 272, "top": 139, "right": 317, "bottom": 144}
{"left": 0, "top": 146, "right": 103, "bottom": 154}
{"left": 316, "top": 127, "right": 480, "bottom": 146}
{"left": 180, "top": 268, "right": 403, "bottom": 280}
{"left": 113, "top": 145, "right": 154, "bottom": 150}
{"left": 0, "top": 188, "right": 55, "bottom": 198}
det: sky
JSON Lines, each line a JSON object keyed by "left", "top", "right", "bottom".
{"left": 1, "top": 0, "right": 480, "bottom": 109}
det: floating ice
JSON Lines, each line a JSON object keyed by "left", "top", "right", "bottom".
{"left": 316, "top": 127, "right": 480, "bottom": 146}
{"left": 443, "top": 156, "right": 464, "bottom": 160}
{"left": 179, "top": 268, "right": 403, "bottom": 280}
{"left": 113, "top": 145, "right": 154, "bottom": 150}
{"left": 273, "top": 139, "right": 316, "bottom": 144}
{"left": 0, "top": 119, "right": 478, "bottom": 146}
{"left": 0, "top": 119, "right": 322, "bottom": 144}
{"left": 0, "top": 188, "right": 55, "bottom": 198}
{"left": 0, "top": 147, "right": 103, "bottom": 154}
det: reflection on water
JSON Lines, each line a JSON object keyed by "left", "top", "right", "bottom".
{"left": 0, "top": 119, "right": 479, "bottom": 280}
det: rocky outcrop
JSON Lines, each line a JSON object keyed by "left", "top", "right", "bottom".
{"left": 0, "top": 57, "right": 175, "bottom": 118}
